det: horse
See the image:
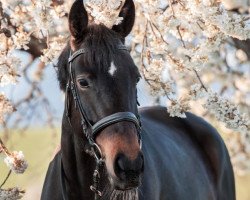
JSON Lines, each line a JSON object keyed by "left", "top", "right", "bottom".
{"left": 41, "top": 0, "right": 236, "bottom": 199}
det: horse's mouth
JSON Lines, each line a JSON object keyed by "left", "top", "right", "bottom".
{"left": 114, "top": 185, "right": 138, "bottom": 191}
{"left": 112, "top": 177, "right": 141, "bottom": 191}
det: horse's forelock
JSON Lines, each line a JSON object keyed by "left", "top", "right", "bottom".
{"left": 77, "top": 24, "right": 122, "bottom": 71}
{"left": 56, "top": 24, "right": 124, "bottom": 91}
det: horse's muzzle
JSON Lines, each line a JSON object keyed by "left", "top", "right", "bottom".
{"left": 113, "top": 152, "right": 144, "bottom": 190}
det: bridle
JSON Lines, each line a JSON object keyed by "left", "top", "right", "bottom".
{"left": 62, "top": 44, "right": 142, "bottom": 200}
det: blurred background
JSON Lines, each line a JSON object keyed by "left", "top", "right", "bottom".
{"left": 0, "top": 59, "right": 250, "bottom": 199}
{"left": 0, "top": 0, "right": 250, "bottom": 199}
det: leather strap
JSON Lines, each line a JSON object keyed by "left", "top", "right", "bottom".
{"left": 68, "top": 49, "right": 86, "bottom": 63}
{"left": 92, "top": 112, "right": 141, "bottom": 137}
{"left": 68, "top": 44, "right": 128, "bottom": 63}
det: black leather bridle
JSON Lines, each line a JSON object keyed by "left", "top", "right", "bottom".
{"left": 63, "top": 44, "right": 142, "bottom": 200}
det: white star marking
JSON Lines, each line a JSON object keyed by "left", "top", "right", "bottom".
{"left": 108, "top": 61, "right": 117, "bottom": 76}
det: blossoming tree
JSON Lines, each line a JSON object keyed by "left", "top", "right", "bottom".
{"left": 0, "top": 0, "right": 250, "bottom": 198}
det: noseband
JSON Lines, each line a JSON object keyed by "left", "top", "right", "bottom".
{"left": 64, "top": 44, "right": 142, "bottom": 199}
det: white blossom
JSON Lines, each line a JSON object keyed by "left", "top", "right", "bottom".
{"left": 0, "top": 94, "right": 14, "bottom": 124}
{"left": 4, "top": 151, "right": 28, "bottom": 174}
{"left": 167, "top": 98, "right": 190, "bottom": 118}
{"left": 204, "top": 92, "right": 250, "bottom": 133}
{"left": 40, "top": 36, "right": 67, "bottom": 64}
{"left": 85, "top": 0, "right": 124, "bottom": 28}
{"left": 185, "top": 0, "right": 250, "bottom": 40}
{"left": 0, "top": 188, "right": 24, "bottom": 200}
{"left": 0, "top": 54, "right": 20, "bottom": 86}
{"left": 189, "top": 84, "right": 207, "bottom": 100}
{"left": 11, "top": 30, "right": 30, "bottom": 50}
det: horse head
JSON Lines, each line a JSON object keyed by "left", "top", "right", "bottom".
{"left": 57, "top": 0, "right": 144, "bottom": 192}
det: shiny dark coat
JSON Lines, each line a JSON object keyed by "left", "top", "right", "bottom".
{"left": 41, "top": 106, "right": 235, "bottom": 200}
{"left": 41, "top": 0, "right": 235, "bottom": 199}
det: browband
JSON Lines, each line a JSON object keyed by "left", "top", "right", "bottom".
{"left": 68, "top": 44, "right": 128, "bottom": 63}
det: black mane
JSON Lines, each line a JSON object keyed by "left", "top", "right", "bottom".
{"left": 56, "top": 24, "right": 123, "bottom": 91}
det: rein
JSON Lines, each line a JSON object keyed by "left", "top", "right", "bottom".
{"left": 61, "top": 44, "right": 142, "bottom": 200}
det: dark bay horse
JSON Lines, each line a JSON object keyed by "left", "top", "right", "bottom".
{"left": 41, "top": 0, "right": 235, "bottom": 199}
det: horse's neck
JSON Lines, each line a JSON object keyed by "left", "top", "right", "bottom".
{"left": 61, "top": 119, "right": 95, "bottom": 199}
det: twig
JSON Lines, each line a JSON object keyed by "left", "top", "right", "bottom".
{"left": 141, "top": 19, "right": 149, "bottom": 75}
{"left": 0, "top": 170, "right": 12, "bottom": 189}
{"left": 196, "top": 22, "right": 204, "bottom": 31}
{"left": 175, "top": 22, "right": 208, "bottom": 92}
{"left": 0, "top": 138, "right": 10, "bottom": 156}
{"left": 193, "top": 69, "right": 208, "bottom": 92}
{"left": 150, "top": 22, "right": 169, "bottom": 45}
{"left": 148, "top": 21, "right": 158, "bottom": 39}
{"left": 177, "top": 25, "right": 186, "bottom": 48}
{"left": 139, "top": 21, "right": 175, "bottom": 102}
{"left": 46, "top": 30, "right": 50, "bottom": 48}
{"left": 168, "top": 0, "right": 175, "bottom": 16}
{"left": 176, "top": 0, "right": 185, "bottom": 8}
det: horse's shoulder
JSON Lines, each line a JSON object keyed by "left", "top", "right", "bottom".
{"left": 184, "top": 112, "right": 235, "bottom": 199}
{"left": 140, "top": 106, "right": 226, "bottom": 154}
{"left": 140, "top": 106, "right": 229, "bottom": 165}
{"left": 184, "top": 112, "right": 232, "bottom": 168}
{"left": 184, "top": 112, "right": 225, "bottom": 148}
{"left": 140, "top": 106, "right": 235, "bottom": 199}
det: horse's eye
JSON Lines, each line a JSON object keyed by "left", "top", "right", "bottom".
{"left": 136, "top": 76, "right": 141, "bottom": 83}
{"left": 78, "top": 79, "right": 89, "bottom": 88}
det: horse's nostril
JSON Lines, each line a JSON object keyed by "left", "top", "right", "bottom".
{"left": 115, "top": 152, "right": 144, "bottom": 180}
{"left": 117, "top": 156, "right": 126, "bottom": 171}
{"left": 115, "top": 154, "right": 127, "bottom": 179}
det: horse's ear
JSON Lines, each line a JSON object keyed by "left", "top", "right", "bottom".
{"left": 68, "top": 0, "right": 88, "bottom": 40}
{"left": 112, "top": 0, "right": 135, "bottom": 38}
